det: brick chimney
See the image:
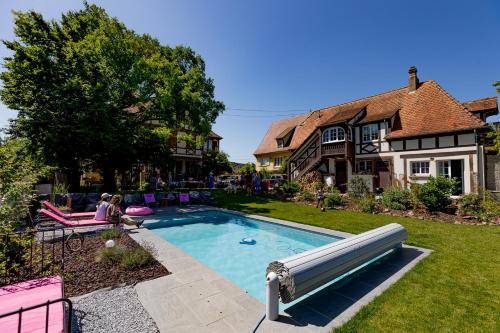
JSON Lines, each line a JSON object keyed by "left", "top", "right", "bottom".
{"left": 408, "top": 66, "right": 419, "bottom": 93}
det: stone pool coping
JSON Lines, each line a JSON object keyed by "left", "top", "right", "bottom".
{"left": 126, "top": 205, "right": 432, "bottom": 333}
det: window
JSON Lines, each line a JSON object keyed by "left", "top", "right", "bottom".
{"left": 260, "top": 157, "right": 269, "bottom": 166}
{"left": 362, "top": 124, "right": 379, "bottom": 142}
{"left": 357, "top": 160, "right": 372, "bottom": 174}
{"left": 437, "top": 160, "right": 450, "bottom": 178}
{"left": 204, "top": 140, "right": 212, "bottom": 151}
{"left": 277, "top": 139, "right": 284, "bottom": 148}
{"left": 322, "top": 127, "right": 345, "bottom": 143}
{"left": 347, "top": 128, "right": 352, "bottom": 141}
{"left": 274, "top": 157, "right": 282, "bottom": 167}
{"left": 411, "top": 161, "right": 430, "bottom": 175}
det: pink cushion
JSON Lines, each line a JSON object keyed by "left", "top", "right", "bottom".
{"left": 40, "top": 209, "right": 110, "bottom": 227}
{"left": 0, "top": 276, "right": 64, "bottom": 333}
{"left": 125, "top": 205, "right": 154, "bottom": 216}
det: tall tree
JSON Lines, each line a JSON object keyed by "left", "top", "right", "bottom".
{"left": 490, "top": 81, "right": 500, "bottom": 154}
{"left": 0, "top": 3, "right": 224, "bottom": 190}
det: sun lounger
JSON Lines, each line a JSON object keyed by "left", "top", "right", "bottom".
{"left": 39, "top": 209, "right": 112, "bottom": 227}
{"left": 42, "top": 200, "right": 95, "bottom": 219}
{"left": 0, "top": 276, "right": 71, "bottom": 333}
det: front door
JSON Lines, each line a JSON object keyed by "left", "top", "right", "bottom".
{"left": 376, "top": 160, "right": 392, "bottom": 189}
{"left": 335, "top": 160, "right": 347, "bottom": 192}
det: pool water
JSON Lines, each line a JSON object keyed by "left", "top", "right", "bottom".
{"left": 146, "top": 210, "right": 342, "bottom": 305}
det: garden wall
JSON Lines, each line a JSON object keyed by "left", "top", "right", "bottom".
{"left": 39, "top": 190, "right": 215, "bottom": 212}
{"left": 485, "top": 155, "right": 500, "bottom": 193}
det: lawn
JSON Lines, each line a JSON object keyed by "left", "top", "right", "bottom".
{"left": 213, "top": 191, "right": 500, "bottom": 333}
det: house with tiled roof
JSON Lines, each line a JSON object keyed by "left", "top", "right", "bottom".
{"left": 126, "top": 104, "right": 223, "bottom": 181}
{"left": 254, "top": 67, "right": 498, "bottom": 194}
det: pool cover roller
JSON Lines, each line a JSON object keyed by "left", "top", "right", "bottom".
{"left": 266, "top": 223, "right": 407, "bottom": 306}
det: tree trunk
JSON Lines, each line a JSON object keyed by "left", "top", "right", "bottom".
{"left": 102, "top": 165, "right": 116, "bottom": 192}
{"left": 67, "top": 169, "right": 81, "bottom": 192}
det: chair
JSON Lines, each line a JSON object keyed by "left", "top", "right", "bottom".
{"left": 0, "top": 276, "right": 71, "bottom": 333}
{"left": 144, "top": 193, "right": 157, "bottom": 207}
{"left": 39, "top": 209, "right": 113, "bottom": 227}
{"left": 42, "top": 201, "right": 95, "bottom": 219}
{"left": 179, "top": 193, "right": 190, "bottom": 206}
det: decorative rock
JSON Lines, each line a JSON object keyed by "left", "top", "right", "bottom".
{"left": 105, "top": 240, "right": 115, "bottom": 248}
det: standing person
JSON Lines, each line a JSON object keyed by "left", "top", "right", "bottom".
{"left": 254, "top": 173, "right": 262, "bottom": 195}
{"left": 229, "top": 177, "right": 237, "bottom": 193}
{"left": 95, "top": 193, "right": 111, "bottom": 221}
{"left": 316, "top": 187, "right": 325, "bottom": 211}
{"left": 107, "top": 195, "right": 144, "bottom": 228}
{"left": 245, "top": 172, "right": 253, "bottom": 195}
{"left": 208, "top": 172, "right": 215, "bottom": 190}
{"left": 240, "top": 173, "right": 245, "bottom": 189}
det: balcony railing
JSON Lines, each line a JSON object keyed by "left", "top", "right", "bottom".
{"left": 321, "top": 141, "right": 353, "bottom": 157}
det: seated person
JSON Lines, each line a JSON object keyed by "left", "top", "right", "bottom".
{"left": 95, "top": 193, "right": 111, "bottom": 221}
{"left": 106, "top": 195, "right": 144, "bottom": 228}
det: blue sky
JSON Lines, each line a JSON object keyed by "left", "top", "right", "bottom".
{"left": 1, "top": 0, "right": 499, "bottom": 163}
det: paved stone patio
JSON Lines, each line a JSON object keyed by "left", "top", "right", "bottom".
{"left": 127, "top": 206, "right": 431, "bottom": 332}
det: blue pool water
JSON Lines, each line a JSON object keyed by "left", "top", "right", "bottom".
{"left": 146, "top": 210, "right": 342, "bottom": 304}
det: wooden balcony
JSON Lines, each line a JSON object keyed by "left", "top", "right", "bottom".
{"left": 321, "top": 141, "right": 353, "bottom": 158}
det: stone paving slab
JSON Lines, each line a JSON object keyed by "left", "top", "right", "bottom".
{"left": 129, "top": 205, "right": 431, "bottom": 333}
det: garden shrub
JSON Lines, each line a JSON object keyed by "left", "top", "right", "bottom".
{"left": 458, "top": 193, "right": 482, "bottom": 216}
{"left": 299, "top": 190, "right": 314, "bottom": 201}
{"left": 324, "top": 187, "right": 343, "bottom": 208}
{"left": 358, "top": 194, "right": 377, "bottom": 213}
{"left": 279, "top": 181, "right": 300, "bottom": 195}
{"left": 96, "top": 244, "right": 128, "bottom": 264}
{"left": 96, "top": 241, "right": 157, "bottom": 269}
{"left": 383, "top": 187, "right": 413, "bottom": 210}
{"left": 100, "top": 228, "right": 121, "bottom": 240}
{"left": 417, "top": 176, "right": 457, "bottom": 212}
{"left": 480, "top": 192, "right": 500, "bottom": 222}
{"left": 348, "top": 176, "right": 369, "bottom": 199}
{"left": 121, "top": 248, "right": 155, "bottom": 269}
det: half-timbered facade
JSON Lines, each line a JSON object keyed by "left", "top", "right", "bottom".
{"left": 254, "top": 67, "right": 498, "bottom": 194}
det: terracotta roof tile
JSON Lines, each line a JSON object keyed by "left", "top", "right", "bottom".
{"left": 255, "top": 79, "right": 489, "bottom": 155}
{"left": 462, "top": 97, "right": 498, "bottom": 113}
{"left": 385, "top": 80, "right": 487, "bottom": 139}
{"left": 254, "top": 113, "right": 310, "bottom": 155}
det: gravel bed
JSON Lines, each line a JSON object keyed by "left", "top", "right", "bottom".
{"left": 71, "top": 285, "right": 158, "bottom": 333}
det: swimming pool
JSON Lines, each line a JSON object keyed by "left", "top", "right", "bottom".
{"left": 146, "top": 210, "right": 342, "bottom": 305}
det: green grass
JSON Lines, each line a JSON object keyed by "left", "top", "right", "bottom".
{"left": 213, "top": 191, "right": 500, "bottom": 333}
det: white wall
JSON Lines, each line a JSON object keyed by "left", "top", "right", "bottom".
{"left": 358, "top": 146, "right": 478, "bottom": 193}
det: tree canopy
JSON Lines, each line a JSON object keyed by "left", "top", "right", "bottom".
{"left": 0, "top": 3, "right": 224, "bottom": 190}
{"left": 490, "top": 81, "right": 500, "bottom": 154}
{"left": 201, "top": 151, "right": 232, "bottom": 177}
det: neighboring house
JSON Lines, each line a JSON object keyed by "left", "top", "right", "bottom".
{"left": 167, "top": 130, "right": 222, "bottom": 179}
{"left": 129, "top": 106, "right": 223, "bottom": 181}
{"left": 254, "top": 67, "right": 498, "bottom": 194}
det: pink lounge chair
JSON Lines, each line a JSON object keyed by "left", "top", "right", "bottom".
{"left": 39, "top": 209, "right": 112, "bottom": 227}
{"left": 0, "top": 276, "right": 67, "bottom": 333}
{"left": 42, "top": 201, "right": 95, "bottom": 219}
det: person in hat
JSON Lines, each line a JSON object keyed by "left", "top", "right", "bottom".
{"left": 94, "top": 193, "right": 111, "bottom": 221}
{"left": 106, "top": 195, "right": 144, "bottom": 228}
